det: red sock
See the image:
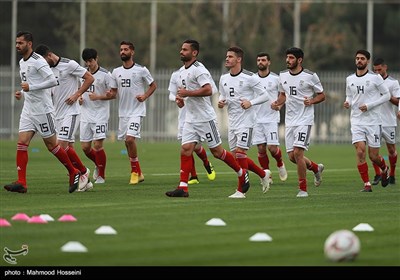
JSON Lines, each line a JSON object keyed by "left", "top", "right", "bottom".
{"left": 85, "top": 148, "right": 97, "bottom": 163}
{"left": 307, "top": 161, "right": 319, "bottom": 173}
{"left": 51, "top": 145, "right": 77, "bottom": 174}
{"left": 195, "top": 146, "right": 209, "bottom": 166}
{"left": 247, "top": 158, "right": 266, "bottom": 178}
{"left": 258, "top": 151, "right": 269, "bottom": 170}
{"left": 190, "top": 154, "right": 197, "bottom": 177}
{"left": 372, "top": 162, "right": 381, "bottom": 176}
{"left": 65, "top": 146, "right": 86, "bottom": 174}
{"left": 180, "top": 155, "right": 192, "bottom": 184}
{"left": 16, "top": 143, "right": 28, "bottom": 186}
{"left": 357, "top": 162, "right": 369, "bottom": 183}
{"left": 299, "top": 178, "right": 307, "bottom": 191}
{"left": 95, "top": 148, "right": 107, "bottom": 178}
{"left": 378, "top": 156, "right": 387, "bottom": 172}
{"left": 235, "top": 151, "right": 248, "bottom": 169}
{"left": 272, "top": 147, "right": 284, "bottom": 168}
{"left": 130, "top": 157, "right": 142, "bottom": 175}
{"left": 389, "top": 153, "right": 397, "bottom": 177}
{"left": 218, "top": 149, "right": 241, "bottom": 173}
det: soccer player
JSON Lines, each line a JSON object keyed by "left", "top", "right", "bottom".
{"left": 218, "top": 46, "right": 271, "bottom": 198}
{"left": 343, "top": 50, "right": 391, "bottom": 192}
{"left": 253, "top": 52, "right": 288, "bottom": 184}
{"left": 4, "top": 31, "right": 81, "bottom": 194}
{"left": 80, "top": 48, "right": 114, "bottom": 184}
{"left": 271, "top": 47, "right": 325, "bottom": 198}
{"left": 35, "top": 44, "right": 94, "bottom": 192}
{"left": 370, "top": 58, "right": 400, "bottom": 185}
{"left": 165, "top": 39, "right": 249, "bottom": 198}
{"left": 109, "top": 41, "right": 157, "bottom": 185}
{"left": 168, "top": 69, "right": 216, "bottom": 185}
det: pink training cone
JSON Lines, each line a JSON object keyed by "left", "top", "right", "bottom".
{"left": 11, "top": 213, "right": 30, "bottom": 221}
{"left": 58, "top": 214, "right": 77, "bottom": 222}
{"left": 27, "top": 215, "right": 47, "bottom": 224}
{"left": 0, "top": 218, "right": 11, "bottom": 227}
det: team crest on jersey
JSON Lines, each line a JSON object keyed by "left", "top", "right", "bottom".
{"left": 299, "top": 80, "right": 304, "bottom": 86}
{"left": 239, "top": 81, "right": 243, "bottom": 87}
{"left": 366, "top": 81, "right": 370, "bottom": 86}
{"left": 268, "top": 82, "right": 272, "bottom": 88}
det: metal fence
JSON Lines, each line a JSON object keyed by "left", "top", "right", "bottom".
{"left": 1, "top": 66, "right": 399, "bottom": 144}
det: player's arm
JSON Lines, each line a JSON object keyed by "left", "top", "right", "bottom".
{"left": 248, "top": 85, "right": 269, "bottom": 107}
{"left": 168, "top": 91, "right": 176, "bottom": 102}
{"left": 364, "top": 83, "right": 390, "bottom": 111}
{"left": 271, "top": 91, "right": 286, "bottom": 111}
{"left": 66, "top": 71, "right": 95, "bottom": 105}
{"left": 389, "top": 81, "right": 400, "bottom": 106}
{"left": 136, "top": 81, "right": 157, "bottom": 102}
{"left": 305, "top": 92, "right": 326, "bottom": 107}
{"left": 105, "top": 88, "right": 118, "bottom": 100}
{"left": 217, "top": 80, "right": 226, "bottom": 108}
{"left": 344, "top": 82, "right": 352, "bottom": 109}
{"left": 178, "top": 83, "right": 212, "bottom": 98}
{"left": 397, "top": 105, "right": 400, "bottom": 120}
{"left": 169, "top": 86, "right": 184, "bottom": 108}
{"left": 22, "top": 70, "right": 57, "bottom": 92}
{"left": 78, "top": 71, "right": 95, "bottom": 96}
{"left": 15, "top": 90, "right": 23, "bottom": 100}
{"left": 89, "top": 89, "right": 116, "bottom": 101}
{"left": 389, "top": 90, "right": 400, "bottom": 106}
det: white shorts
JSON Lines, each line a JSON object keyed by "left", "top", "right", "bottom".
{"left": 228, "top": 127, "right": 253, "bottom": 151}
{"left": 55, "top": 115, "right": 80, "bottom": 143}
{"left": 118, "top": 116, "right": 142, "bottom": 140}
{"left": 252, "top": 123, "right": 280, "bottom": 146}
{"left": 285, "top": 125, "right": 312, "bottom": 152}
{"left": 351, "top": 125, "right": 381, "bottom": 148}
{"left": 80, "top": 122, "right": 108, "bottom": 142}
{"left": 182, "top": 120, "right": 222, "bottom": 149}
{"left": 19, "top": 112, "right": 57, "bottom": 138}
{"left": 177, "top": 120, "right": 184, "bottom": 141}
{"left": 381, "top": 126, "right": 396, "bottom": 145}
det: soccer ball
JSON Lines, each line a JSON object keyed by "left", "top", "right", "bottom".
{"left": 324, "top": 229, "right": 360, "bottom": 262}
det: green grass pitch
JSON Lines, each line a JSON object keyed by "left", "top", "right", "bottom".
{"left": 0, "top": 139, "right": 399, "bottom": 266}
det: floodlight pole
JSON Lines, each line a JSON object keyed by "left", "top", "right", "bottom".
{"left": 10, "top": 0, "right": 18, "bottom": 140}
{"left": 294, "top": 1, "right": 301, "bottom": 48}
{"left": 80, "top": 0, "right": 86, "bottom": 66}
{"left": 367, "top": 0, "right": 373, "bottom": 69}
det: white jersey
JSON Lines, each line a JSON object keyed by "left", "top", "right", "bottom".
{"left": 80, "top": 66, "right": 112, "bottom": 123}
{"left": 254, "top": 71, "right": 280, "bottom": 124}
{"left": 51, "top": 57, "right": 87, "bottom": 118}
{"left": 168, "top": 70, "right": 186, "bottom": 131}
{"left": 168, "top": 70, "right": 179, "bottom": 97}
{"left": 19, "top": 52, "right": 56, "bottom": 116}
{"left": 345, "top": 71, "right": 390, "bottom": 126}
{"left": 380, "top": 76, "right": 400, "bottom": 127}
{"left": 219, "top": 69, "right": 268, "bottom": 129}
{"left": 177, "top": 61, "right": 217, "bottom": 123}
{"left": 279, "top": 68, "right": 324, "bottom": 127}
{"left": 110, "top": 63, "right": 154, "bottom": 118}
